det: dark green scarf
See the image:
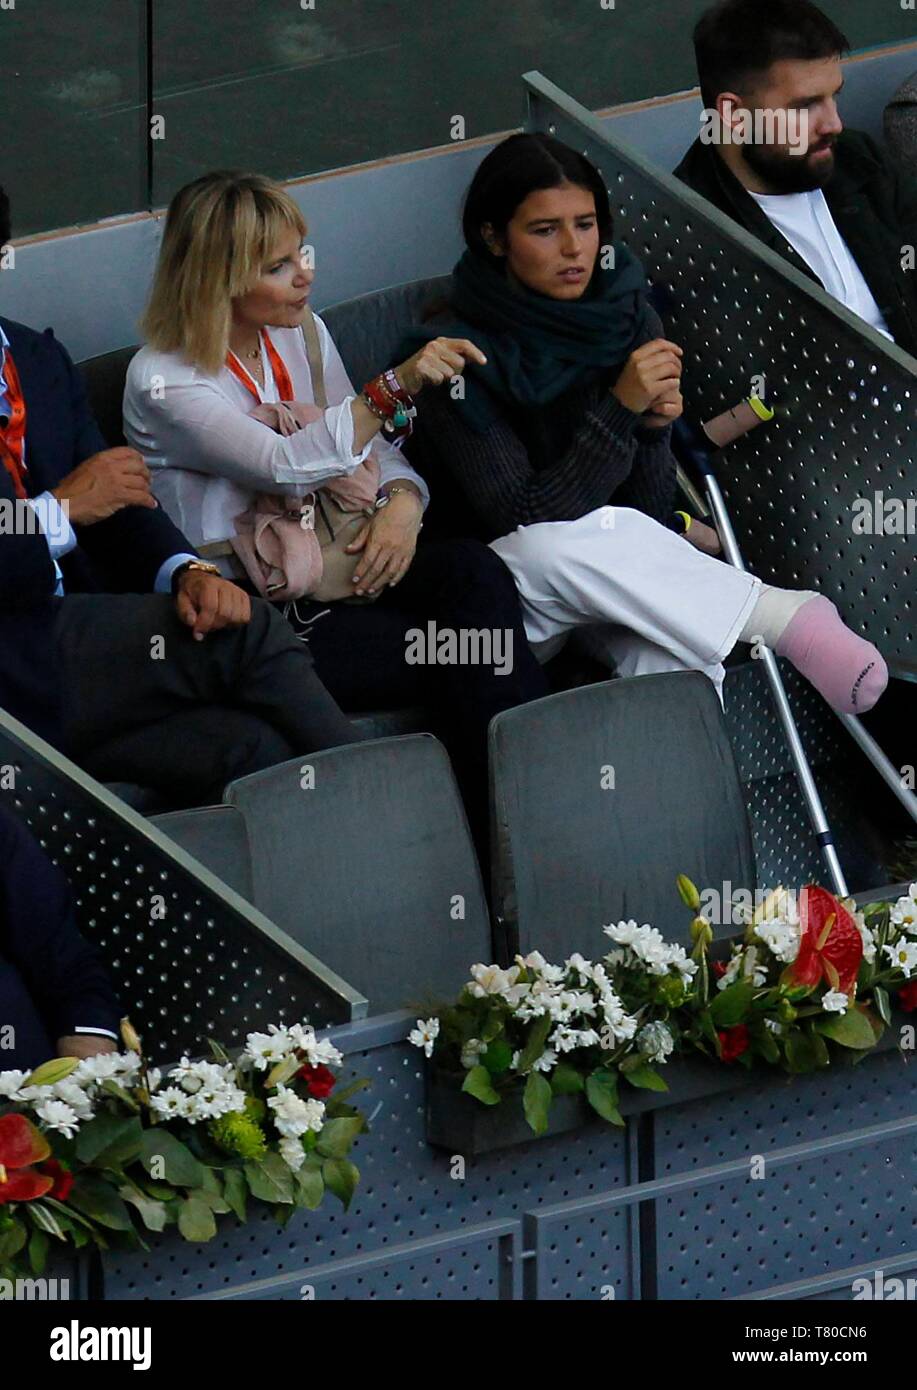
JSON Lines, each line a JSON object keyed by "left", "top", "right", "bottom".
{"left": 402, "top": 245, "right": 650, "bottom": 433}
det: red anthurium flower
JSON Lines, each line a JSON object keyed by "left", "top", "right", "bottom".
{"left": 41, "top": 1158, "right": 74, "bottom": 1202}
{"left": 711, "top": 961, "right": 728, "bottom": 979}
{"left": 298, "top": 1064, "right": 336, "bottom": 1100}
{"left": 0, "top": 1113, "right": 53, "bottom": 1204}
{"left": 717, "top": 1025, "right": 749, "bottom": 1062}
{"left": 782, "top": 886, "right": 863, "bottom": 997}
{"left": 898, "top": 980, "right": 917, "bottom": 1013}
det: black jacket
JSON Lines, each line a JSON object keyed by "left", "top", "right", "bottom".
{"left": 674, "top": 129, "right": 917, "bottom": 357}
{"left": 0, "top": 805, "right": 121, "bottom": 1070}
{"left": 0, "top": 317, "right": 192, "bottom": 743}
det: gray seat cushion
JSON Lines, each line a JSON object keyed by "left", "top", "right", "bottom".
{"left": 321, "top": 275, "right": 450, "bottom": 388}
{"left": 225, "top": 734, "right": 490, "bottom": 1012}
{"left": 489, "top": 672, "right": 757, "bottom": 961}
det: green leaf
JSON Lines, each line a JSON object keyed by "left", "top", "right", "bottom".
{"left": 783, "top": 1031, "right": 817, "bottom": 1073}
{"left": 315, "top": 1116, "right": 364, "bottom": 1160}
{"left": 28, "top": 1228, "right": 49, "bottom": 1275}
{"left": 461, "top": 1065, "right": 500, "bottom": 1106}
{"left": 0, "top": 1223, "right": 27, "bottom": 1262}
{"left": 327, "top": 1078, "right": 371, "bottom": 1107}
{"left": 550, "top": 1063, "right": 585, "bottom": 1096}
{"left": 585, "top": 1070, "right": 624, "bottom": 1127}
{"left": 76, "top": 1113, "right": 143, "bottom": 1168}
{"left": 99, "top": 1079, "right": 141, "bottom": 1112}
{"left": 321, "top": 1158, "right": 359, "bottom": 1210}
{"left": 523, "top": 1072, "right": 552, "bottom": 1135}
{"left": 516, "top": 1014, "right": 553, "bottom": 1073}
{"left": 814, "top": 1008, "right": 877, "bottom": 1050}
{"left": 709, "top": 980, "right": 756, "bottom": 1027}
{"left": 873, "top": 987, "right": 892, "bottom": 1028}
{"left": 222, "top": 1168, "right": 247, "bottom": 1223}
{"left": 752, "top": 1027, "right": 780, "bottom": 1064}
{"left": 482, "top": 1039, "right": 513, "bottom": 1076}
{"left": 622, "top": 1063, "right": 669, "bottom": 1093}
{"left": 138, "top": 1130, "right": 206, "bottom": 1189}
{"left": 806, "top": 1024, "right": 831, "bottom": 1069}
{"left": 119, "top": 1185, "right": 168, "bottom": 1233}
{"left": 68, "top": 1174, "right": 134, "bottom": 1231}
{"left": 177, "top": 1195, "right": 217, "bottom": 1243}
{"left": 26, "top": 1201, "right": 65, "bottom": 1240}
{"left": 294, "top": 1165, "right": 324, "bottom": 1211}
{"left": 243, "top": 1153, "right": 294, "bottom": 1205}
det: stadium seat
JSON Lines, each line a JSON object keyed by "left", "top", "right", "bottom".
{"left": 489, "top": 672, "right": 758, "bottom": 961}
{"left": 221, "top": 734, "right": 490, "bottom": 1012}
{"left": 79, "top": 345, "right": 135, "bottom": 448}
{"left": 150, "top": 805, "right": 254, "bottom": 901}
{"left": 320, "top": 275, "right": 450, "bottom": 389}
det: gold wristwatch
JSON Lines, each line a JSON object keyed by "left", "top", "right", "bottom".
{"left": 171, "top": 559, "right": 222, "bottom": 594}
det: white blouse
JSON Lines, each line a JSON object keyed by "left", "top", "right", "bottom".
{"left": 122, "top": 314, "right": 429, "bottom": 565}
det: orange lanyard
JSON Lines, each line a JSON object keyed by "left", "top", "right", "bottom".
{"left": 0, "top": 345, "right": 28, "bottom": 499}
{"left": 226, "top": 330, "right": 294, "bottom": 404}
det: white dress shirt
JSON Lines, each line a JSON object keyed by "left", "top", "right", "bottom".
{"left": 0, "top": 324, "right": 193, "bottom": 596}
{"left": 123, "top": 314, "right": 428, "bottom": 570}
{"left": 749, "top": 188, "right": 894, "bottom": 340}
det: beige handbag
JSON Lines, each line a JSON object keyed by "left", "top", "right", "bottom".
{"left": 300, "top": 313, "right": 380, "bottom": 604}
{"left": 207, "top": 311, "right": 380, "bottom": 604}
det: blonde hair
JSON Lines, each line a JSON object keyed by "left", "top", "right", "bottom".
{"left": 142, "top": 171, "right": 307, "bottom": 375}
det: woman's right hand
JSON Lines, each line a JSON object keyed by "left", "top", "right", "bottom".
{"left": 612, "top": 339, "right": 683, "bottom": 415}
{"left": 392, "top": 337, "right": 487, "bottom": 396}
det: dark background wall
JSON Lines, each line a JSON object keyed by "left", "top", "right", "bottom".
{"left": 0, "top": 0, "right": 913, "bottom": 237}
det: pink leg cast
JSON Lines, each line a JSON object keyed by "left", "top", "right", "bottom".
{"left": 775, "top": 595, "right": 888, "bottom": 714}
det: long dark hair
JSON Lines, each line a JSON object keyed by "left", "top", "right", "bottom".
{"left": 461, "top": 132, "right": 613, "bottom": 261}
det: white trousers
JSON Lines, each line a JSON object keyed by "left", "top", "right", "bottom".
{"left": 489, "top": 506, "right": 761, "bottom": 702}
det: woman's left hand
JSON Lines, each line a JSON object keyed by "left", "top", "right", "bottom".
{"left": 346, "top": 492, "right": 423, "bottom": 595}
{"left": 642, "top": 384, "right": 684, "bottom": 429}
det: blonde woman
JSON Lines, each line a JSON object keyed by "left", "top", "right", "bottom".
{"left": 124, "top": 171, "right": 549, "bottom": 844}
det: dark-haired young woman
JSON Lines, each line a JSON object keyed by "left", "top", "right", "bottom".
{"left": 402, "top": 133, "right": 887, "bottom": 714}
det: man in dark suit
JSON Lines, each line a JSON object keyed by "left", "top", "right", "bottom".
{"left": 0, "top": 186, "right": 359, "bottom": 805}
{"left": 675, "top": 0, "right": 917, "bottom": 357}
{"left": 0, "top": 804, "right": 121, "bottom": 1071}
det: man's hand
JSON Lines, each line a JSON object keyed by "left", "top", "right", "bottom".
{"left": 175, "top": 571, "right": 252, "bottom": 641}
{"left": 51, "top": 447, "right": 157, "bottom": 526}
{"left": 57, "top": 1034, "right": 118, "bottom": 1061}
{"left": 347, "top": 491, "right": 423, "bottom": 594}
{"left": 683, "top": 519, "right": 722, "bottom": 556}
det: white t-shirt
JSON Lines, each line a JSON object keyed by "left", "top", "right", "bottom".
{"left": 750, "top": 187, "right": 894, "bottom": 341}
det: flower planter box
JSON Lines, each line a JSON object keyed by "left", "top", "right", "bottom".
{"left": 425, "top": 1070, "right": 599, "bottom": 1155}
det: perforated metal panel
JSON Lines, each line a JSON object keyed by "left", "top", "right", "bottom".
{"left": 0, "top": 712, "right": 363, "bottom": 1060}
{"left": 526, "top": 74, "right": 917, "bottom": 682}
{"left": 653, "top": 1049, "right": 917, "bottom": 1299}
{"left": 100, "top": 1023, "right": 634, "bottom": 1300}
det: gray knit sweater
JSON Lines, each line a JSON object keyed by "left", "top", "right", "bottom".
{"left": 406, "top": 308, "right": 679, "bottom": 544}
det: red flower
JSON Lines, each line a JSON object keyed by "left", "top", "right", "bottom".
{"left": 298, "top": 1064, "right": 336, "bottom": 1099}
{"left": 712, "top": 961, "right": 728, "bottom": 979}
{"left": 0, "top": 1113, "right": 53, "bottom": 1204}
{"left": 41, "top": 1159, "right": 74, "bottom": 1202}
{"left": 898, "top": 980, "right": 917, "bottom": 1013}
{"left": 782, "top": 885, "right": 863, "bottom": 998}
{"left": 717, "top": 1025, "right": 750, "bottom": 1062}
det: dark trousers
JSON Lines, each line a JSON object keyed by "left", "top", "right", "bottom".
{"left": 286, "top": 538, "right": 551, "bottom": 852}
{"left": 53, "top": 593, "right": 361, "bottom": 804}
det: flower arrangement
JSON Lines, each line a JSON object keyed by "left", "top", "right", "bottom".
{"left": 0, "top": 1020, "right": 367, "bottom": 1281}
{"left": 413, "top": 879, "right": 917, "bottom": 1136}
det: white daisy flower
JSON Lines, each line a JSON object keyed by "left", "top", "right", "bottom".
{"left": 821, "top": 990, "right": 850, "bottom": 1014}
{"left": 408, "top": 1017, "right": 440, "bottom": 1058}
{"left": 884, "top": 940, "right": 917, "bottom": 978}
{"left": 34, "top": 1098, "right": 81, "bottom": 1138}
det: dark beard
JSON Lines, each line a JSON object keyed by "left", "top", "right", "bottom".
{"left": 743, "top": 139, "right": 836, "bottom": 193}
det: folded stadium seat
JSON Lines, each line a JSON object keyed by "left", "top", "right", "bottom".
{"left": 220, "top": 734, "right": 490, "bottom": 1013}
{"left": 149, "top": 805, "right": 254, "bottom": 901}
{"left": 320, "top": 274, "right": 450, "bottom": 396}
{"left": 489, "top": 671, "right": 758, "bottom": 963}
{"left": 79, "top": 345, "right": 136, "bottom": 448}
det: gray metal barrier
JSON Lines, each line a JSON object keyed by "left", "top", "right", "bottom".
{"left": 0, "top": 708, "right": 366, "bottom": 1060}
{"left": 523, "top": 71, "right": 916, "bottom": 683}
{"left": 92, "top": 1012, "right": 917, "bottom": 1301}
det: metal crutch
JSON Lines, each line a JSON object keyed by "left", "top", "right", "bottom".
{"left": 673, "top": 420, "right": 849, "bottom": 895}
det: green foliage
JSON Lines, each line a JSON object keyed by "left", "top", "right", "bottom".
{"left": 523, "top": 1073, "right": 552, "bottom": 1135}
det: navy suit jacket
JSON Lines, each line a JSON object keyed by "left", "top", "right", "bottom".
{"left": 0, "top": 805, "right": 121, "bottom": 1071}
{"left": 0, "top": 317, "right": 193, "bottom": 742}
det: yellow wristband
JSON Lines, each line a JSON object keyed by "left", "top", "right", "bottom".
{"left": 674, "top": 510, "right": 693, "bottom": 534}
